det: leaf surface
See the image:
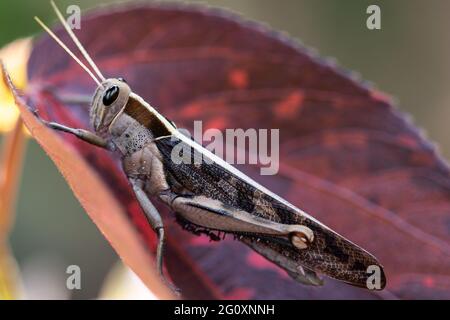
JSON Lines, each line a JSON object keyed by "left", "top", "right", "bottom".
{"left": 22, "top": 3, "right": 450, "bottom": 299}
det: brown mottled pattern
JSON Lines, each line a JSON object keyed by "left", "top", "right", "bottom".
{"left": 156, "top": 137, "right": 385, "bottom": 289}
{"left": 252, "top": 189, "right": 278, "bottom": 221}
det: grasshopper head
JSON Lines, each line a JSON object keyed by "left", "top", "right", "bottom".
{"left": 33, "top": 4, "right": 131, "bottom": 134}
{"left": 90, "top": 78, "right": 131, "bottom": 133}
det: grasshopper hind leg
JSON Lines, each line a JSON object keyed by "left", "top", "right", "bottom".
{"left": 167, "top": 194, "right": 314, "bottom": 249}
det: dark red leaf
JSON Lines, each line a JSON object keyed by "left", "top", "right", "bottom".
{"left": 24, "top": 3, "right": 450, "bottom": 299}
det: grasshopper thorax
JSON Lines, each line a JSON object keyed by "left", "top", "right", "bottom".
{"left": 90, "top": 78, "right": 131, "bottom": 133}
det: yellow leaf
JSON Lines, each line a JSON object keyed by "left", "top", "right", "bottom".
{"left": 0, "top": 38, "right": 31, "bottom": 133}
{"left": 0, "top": 119, "right": 27, "bottom": 299}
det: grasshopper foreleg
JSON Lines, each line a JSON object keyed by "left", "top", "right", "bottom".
{"left": 130, "top": 178, "right": 180, "bottom": 294}
{"left": 46, "top": 121, "right": 112, "bottom": 148}
{"left": 36, "top": 112, "right": 114, "bottom": 150}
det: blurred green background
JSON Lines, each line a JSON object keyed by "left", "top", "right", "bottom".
{"left": 1, "top": 0, "right": 449, "bottom": 299}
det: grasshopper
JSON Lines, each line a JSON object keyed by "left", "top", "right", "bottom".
{"left": 32, "top": 1, "right": 386, "bottom": 292}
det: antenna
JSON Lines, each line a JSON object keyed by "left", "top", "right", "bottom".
{"left": 50, "top": 0, "right": 106, "bottom": 82}
{"left": 34, "top": 16, "right": 102, "bottom": 86}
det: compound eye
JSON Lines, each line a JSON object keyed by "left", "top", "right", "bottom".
{"left": 103, "top": 85, "right": 120, "bottom": 106}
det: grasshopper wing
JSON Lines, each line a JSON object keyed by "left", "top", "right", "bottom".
{"left": 155, "top": 136, "right": 386, "bottom": 289}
